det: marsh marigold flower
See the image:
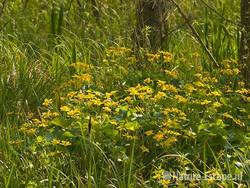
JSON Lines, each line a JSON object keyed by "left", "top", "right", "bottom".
{"left": 60, "top": 105, "right": 71, "bottom": 112}
{"left": 42, "top": 98, "right": 53, "bottom": 107}
{"left": 154, "top": 92, "right": 166, "bottom": 101}
{"left": 174, "top": 95, "right": 187, "bottom": 104}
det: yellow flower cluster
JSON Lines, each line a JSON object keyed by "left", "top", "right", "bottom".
{"left": 42, "top": 98, "right": 53, "bottom": 107}
{"left": 69, "top": 62, "right": 92, "bottom": 72}
{"left": 51, "top": 139, "right": 71, "bottom": 146}
{"left": 146, "top": 51, "right": 173, "bottom": 63}
{"left": 160, "top": 51, "right": 173, "bottom": 63}
{"left": 157, "top": 80, "right": 178, "bottom": 93}
{"left": 153, "top": 91, "right": 166, "bottom": 101}
{"left": 146, "top": 53, "right": 160, "bottom": 62}
{"left": 153, "top": 167, "right": 171, "bottom": 187}
{"left": 174, "top": 95, "right": 188, "bottom": 104}
{"left": 19, "top": 123, "right": 37, "bottom": 135}
{"left": 184, "top": 83, "right": 196, "bottom": 93}
{"left": 164, "top": 107, "right": 187, "bottom": 121}
{"left": 221, "top": 59, "right": 237, "bottom": 68}
{"left": 106, "top": 47, "right": 132, "bottom": 56}
{"left": 72, "top": 74, "right": 92, "bottom": 82}
{"left": 220, "top": 68, "right": 240, "bottom": 76}
{"left": 127, "top": 84, "right": 153, "bottom": 100}
{"left": 164, "top": 69, "right": 178, "bottom": 79}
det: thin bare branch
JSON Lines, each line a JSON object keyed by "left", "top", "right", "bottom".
{"left": 170, "top": 0, "right": 219, "bottom": 67}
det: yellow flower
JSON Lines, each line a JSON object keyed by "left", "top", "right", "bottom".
{"left": 233, "top": 119, "right": 245, "bottom": 127}
{"left": 164, "top": 70, "right": 178, "bottom": 79}
{"left": 222, "top": 112, "right": 233, "bottom": 119}
{"left": 194, "top": 73, "right": 202, "bottom": 78}
{"left": 42, "top": 111, "right": 59, "bottom": 119}
{"left": 67, "top": 91, "right": 78, "bottom": 98}
{"left": 67, "top": 108, "right": 81, "bottom": 118}
{"left": 236, "top": 88, "right": 249, "bottom": 95}
{"left": 77, "top": 93, "right": 96, "bottom": 100}
{"left": 127, "top": 87, "right": 139, "bottom": 95}
{"left": 88, "top": 98, "right": 102, "bottom": 106}
{"left": 144, "top": 78, "right": 153, "bottom": 84}
{"left": 144, "top": 130, "right": 154, "bottom": 136}
{"left": 137, "top": 93, "right": 148, "bottom": 100}
{"left": 200, "top": 100, "right": 212, "bottom": 105}
{"left": 60, "top": 105, "right": 71, "bottom": 112}
{"left": 122, "top": 96, "right": 133, "bottom": 103}
{"left": 37, "top": 121, "right": 49, "bottom": 128}
{"left": 164, "top": 119, "right": 180, "bottom": 128}
{"left": 42, "top": 98, "right": 53, "bottom": 107}
{"left": 243, "top": 96, "right": 250, "bottom": 102}
{"left": 27, "top": 112, "right": 34, "bottom": 119}
{"left": 106, "top": 47, "right": 132, "bottom": 56}
{"left": 32, "top": 118, "right": 41, "bottom": 124}
{"left": 209, "top": 90, "right": 222, "bottom": 97}
{"left": 193, "top": 81, "right": 205, "bottom": 88}
{"left": 72, "top": 73, "right": 92, "bottom": 82}
{"left": 128, "top": 56, "right": 137, "bottom": 64}
{"left": 157, "top": 80, "right": 166, "bottom": 87}
{"left": 154, "top": 92, "right": 166, "bottom": 101}
{"left": 105, "top": 91, "right": 117, "bottom": 98}
{"left": 161, "top": 137, "right": 177, "bottom": 147}
{"left": 154, "top": 132, "right": 164, "bottom": 141}
{"left": 174, "top": 95, "right": 187, "bottom": 104}
{"left": 157, "top": 81, "right": 178, "bottom": 93}
{"left": 69, "top": 62, "right": 91, "bottom": 72}
{"left": 184, "top": 83, "right": 196, "bottom": 93}
{"left": 159, "top": 51, "right": 173, "bottom": 63}
{"left": 153, "top": 168, "right": 165, "bottom": 180}
{"left": 210, "top": 77, "right": 218, "bottom": 83}
{"left": 220, "top": 68, "right": 240, "bottom": 76}
{"left": 60, "top": 140, "right": 72, "bottom": 146}
{"left": 212, "top": 102, "right": 222, "bottom": 108}
{"left": 103, "top": 107, "right": 112, "bottom": 113}
{"left": 146, "top": 53, "right": 160, "bottom": 62}
{"left": 163, "top": 129, "right": 181, "bottom": 136}
{"left": 110, "top": 120, "right": 118, "bottom": 126}
{"left": 233, "top": 68, "right": 240, "bottom": 75}
{"left": 103, "top": 99, "right": 119, "bottom": 107}
{"left": 222, "top": 59, "right": 237, "bottom": 68}
{"left": 52, "top": 139, "right": 61, "bottom": 145}
{"left": 25, "top": 128, "right": 37, "bottom": 135}
{"left": 164, "top": 107, "right": 186, "bottom": 118}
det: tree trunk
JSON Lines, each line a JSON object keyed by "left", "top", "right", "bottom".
{"left": 240, "top": 0, "right": 250, "bottom": 82}
{"left": 134, "top": 0, "right": 169, "bottom": 51}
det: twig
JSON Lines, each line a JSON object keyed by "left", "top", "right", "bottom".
{"left": 170, "top": 0, "right": 219, "bottom": 67}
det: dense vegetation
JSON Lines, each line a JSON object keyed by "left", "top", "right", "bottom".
{"left": 0, "top": 0, "right": 249, "bottom": 187}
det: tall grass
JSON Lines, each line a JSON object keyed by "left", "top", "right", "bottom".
{"left": 0, "top": 0, "right": 248, "bottom": 187}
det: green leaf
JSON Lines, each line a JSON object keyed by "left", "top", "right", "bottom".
{"left": 102, "top": 126, "right": 118, "bottom": 138}
{"left": 124, "top": 121, "right": 140, "bottom": 131}
{"left": 36, "top": 136, "right": 44, "bottom": 143}
{"left": 50, "top": 118, "right": 66, "bottom": 127}
{"left": 63, "top": 131, "right": 75, "bottom": 138}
